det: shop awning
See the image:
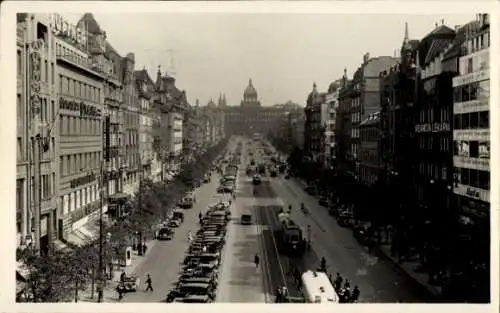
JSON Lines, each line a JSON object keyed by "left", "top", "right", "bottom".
{"left": 66, "top": 230, "right": 90, "bottom": 247}
{"left": 52, "top": 239, "right": 71, "bottom": 252}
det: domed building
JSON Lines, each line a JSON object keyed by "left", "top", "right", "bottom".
{"left": 241, "top": 78, "right": 261, "bottom": 107}
{"left": 222, "top": 78, "right": 294, "bottom": 136}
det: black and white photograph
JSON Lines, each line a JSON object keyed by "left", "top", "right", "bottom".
{"left": 3, "top": 1, "right": 497, "bottom": 308}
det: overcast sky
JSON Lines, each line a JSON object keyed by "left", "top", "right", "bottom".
{"left": 61, "top": 12, "right": 475, "bottom": 107}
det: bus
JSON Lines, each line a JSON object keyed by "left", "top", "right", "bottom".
{"left": 301, "top": 270, "right": 339, "bottom": 303}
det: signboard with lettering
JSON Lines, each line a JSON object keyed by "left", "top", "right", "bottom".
{"left": 453, "top": 99, "right": 489, "bottom": 114}
{"left": 59, "top": 97, "right": 101, "bottom": 118}
{"left": 454, "top": 183, "right": 489, "bottom": 203}
{"left": 453, "top": 69, "right": 490, "bottom": 87}
{"left": 414, "top": 122, "right": 450, "bottom": 133}
{"left": 453, "top": 129, "right": 489, "bottom": 142}
{"left": 50, "top": 14, "right": 88, "bottom": 51}
{"left": 453, "top": 155, "right": 489, "bottom": 171}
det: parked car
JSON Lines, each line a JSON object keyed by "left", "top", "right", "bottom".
{"left": 156, "top": 227, "right": 174, "bottom": 240}
{"left": 168, "top": 219, "right": 181, "bottom": 228}
{"left": 318, "top": 197, "right": 329, "bottom": 207}
{"left": 305, "top": 185, "right": 316, "bottom": 195}
{"left": 353, "top": 224, "right": 374, "bottom": 246}
{"left": 252, "top": 175, "right": 261, "bottom": 185}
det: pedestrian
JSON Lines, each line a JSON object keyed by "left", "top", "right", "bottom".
{"left": 145, "top": 274, "right": 153, "bottom": 292}
{"left": 334, "top": 273, "right": 342, "bottom": 291}
{"left": 254, "top": 254, "right": 260, "bottom": 268}
{"left": 142, "top": 242, "right": 148, "bottom": 254}
{"left": 351, "top": 285, "right": 360, "bottom": 303}
{"left": 202, "top": 245, "right": 207, "bottom": 253}
{"left": 198, "top": 211, "right": 202, "bottom": 221}
{"left": 344, "top": 279, "right": 351, "bottom": 290}
{"left": 275, "top": 287, "right": 282, "bottom": 303}
{"left": 120, "top": 270, "right": 126, "bottom": 283}
{"left": 116, "top": 283, "right": 124, "bottom": 300}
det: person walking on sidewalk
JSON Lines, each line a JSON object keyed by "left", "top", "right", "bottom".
{"left": 145, "top": 274, "right": 153, "bottom": 292}
{"left": 254, "top": 254, "right": 260, "bottom": 269}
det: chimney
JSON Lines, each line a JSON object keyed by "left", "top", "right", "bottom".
{"left": 363, "top": 53, "right": 370, "bottom": 64}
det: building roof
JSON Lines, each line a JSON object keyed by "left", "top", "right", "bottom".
{"left": 360, "top": 112, "right": 381, "bottom": 126}
{"left": 424, "top": 38, "right": 454, "bottom": 65}
{"left": 244, "top": 78, "right": 258, "bottom": 98}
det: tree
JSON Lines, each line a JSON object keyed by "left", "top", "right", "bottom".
{"left": 17, "top": 246, "right": 83, "bottom": 302}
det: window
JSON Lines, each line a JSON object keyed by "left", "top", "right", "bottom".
{"left": 17, "top": 137, "right": 22, "bottom": 161}
{"left": 17, "top": 94, "right": 22, "bottom": 123}
{"left": 467, "top": 57, "right": 473, "bottom": 74}
{"left": 50, "top": 63, "right": 54, "bottom": 84}
{"left": 60, "top": 156, "right": 64, "bottom": 177}
{"left": 17, "top": 50, "right": 22, "bottom": 76}
{"left": 479, "top": 111, "right": 489, "bottom": 128}
{"left": 66, "top": 155, "right": 70, "bottom": 175}
{"left": 44, "top": 60, "right": 48, "bottom": 82}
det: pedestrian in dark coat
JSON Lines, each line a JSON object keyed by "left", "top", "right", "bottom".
{"left": 145, "top": 274, "right": 153, "bottom": 292}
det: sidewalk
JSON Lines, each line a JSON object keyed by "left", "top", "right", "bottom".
{"left": 375, "top": 244, "right": 442, "bottom": 298}
{"left": 291, "top": 176, "right": 442, "bottom": 299}
{"left": 78, "top": 238, "right": 159, "bottom": 303}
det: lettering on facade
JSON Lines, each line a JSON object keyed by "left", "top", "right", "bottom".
{"left": 50, "top": 14, "right": 88, "bottom": 49}
{"left": 466, "top": 187, "right": 480, "bottom": 199}
{"left": 414, "top": 122, "right": 450, "bottom": 133}
{"left": 453, "top": 69, "right": 490, "bottom": 87}
{"left": 30, "top": 40, "right": 44, "bottom": 136}
{"left": 70, "top": 172, "right": 97, "bottom": 189}
{"left": 59, "top": 97, "right": 101, "bottom": 117}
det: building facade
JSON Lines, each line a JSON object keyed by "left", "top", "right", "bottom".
{"left": 359, "top": 112, "right": 382, "bottom": 185}
{"left": 134, "top": 69, "right": 155, "bottom": 180}
{"left": 304, "top": 83, "right": 325, "bottom": 163}
{"left": 54, "top": 14, "right": 106, "bottom": 245}
{"left": 17, "top": 14, "right": 59, "bottom": 252}
{"left": 324, "top": 81, "right": 342, "bottom": 168}
{"left": 223, "top": 79, "right": 289, "bottom": 137}
{"left": 451, "top": 14, "right": 490, "bottom": 292}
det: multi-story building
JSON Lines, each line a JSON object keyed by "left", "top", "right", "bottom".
{"left": 451, "top": 14, "right": 490, "bottom": 298}
{"left": 17, "top": 14, "right": 59, "bottom": 253}
{"left": 154, "top": 69, "right": 187, "bottom": 175}
{"left": 350, "top": 54, "right": 399, "bottom": 180}
{"left": 324, "top": 80, "right": 342, "bottom": 168}
{"left": 304, "top": 83, "right": 325, "bottom": 163}
{"left": 359, "top": 112, "right": 382, "bottom": 185}
{"left": 79, "top": 13, "right": 128, "bottom": 219}
{"left": 121, "top": 53, "right": 140, "bottom": 195}
{"left": 134, "top": 69, "right": 155, "bottom": 180}
{"left": 223, "top": 79, "right": 289, "bottom": 137}
{"left": 53, "top": 14, "right": 106, "bottom": 245}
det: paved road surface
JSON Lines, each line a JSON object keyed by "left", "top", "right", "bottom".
{"left": 216, "top": 157, "right": 268, "bottom": 302}
{"left": 121, "top": 175, "right": 221, "bottom": 302}
{"left": 269, "top": 176, "right": 431, "bottom": 302}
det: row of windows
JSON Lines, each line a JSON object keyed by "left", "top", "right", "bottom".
{"left": 125, "top": 131, "right": 139, "bottom": 146}
{"left": 418, "top": 136, "right": 451, "bottom": 153}
{"left": 455, "top": 167, "right": 490, "bottom": 190}
{"left": 360, "top": 150, "right": 379, "bottom": 164}
{"left": 124, "top": 111, "right": 140, "bottom": 127}
{"left": 418, "top": 106, "right": 451, "bottom": 124}
{"left": 59, "top": 151, "right": 101, "bottom": 177}
{"left": 453, "top": 111, "right": 489, "bottom": 130}
{"left": 61, "top": 184, "right": 99, "bottom": 216}
{"left": 454, "top": 140, "right": 489, "bottom": 159}
{"left": 59, "top": 74, "right": 101, "bottom": 103}
{"left": 464, "top": 32, "right": 490, "bottom": 58}
{"left": 351, "top": 112, "right": 361, "bottom": 123}
{"left": 418, "top": 162, "right": 448, "bottom": 181}
{"left": 17, "top": 50, "right": 55, "bottom": 85}
{"left": 361, "top": 128, "right": 379, "bottom": 142}
{"left": 453, "top": 80, "right": 489, "bottom": 103}
{"left": 350, "top": 128, "right": 360, "bottom": 139}
{"left": 359, "top": 167, "right": 378, "bottom": 185}
{"left": 59, "top": 115, "right": 102, "bottom": 136}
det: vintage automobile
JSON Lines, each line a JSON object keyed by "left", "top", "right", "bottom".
{"left": 156, "top": 226, "right": 174, "bottom": 240}
{"left": 117, "top": 273, "right": 140, "bottom": 292}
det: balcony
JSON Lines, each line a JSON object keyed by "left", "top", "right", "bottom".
{"left": 69, "top": 201, "right": 101, "bottom": 225}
